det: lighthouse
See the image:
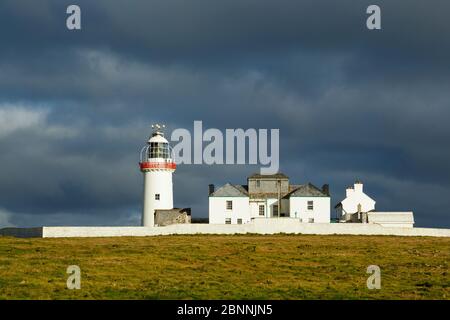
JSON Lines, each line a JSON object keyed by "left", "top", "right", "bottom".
{"left": 139, "top": 124, "right": 176, "bottom": 227}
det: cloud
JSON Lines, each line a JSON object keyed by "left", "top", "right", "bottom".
{"left": 0, "top": 0, "right": 449, "bottom": 228}
{"left": 0, "top": 105, "right": 47, "bottom": 138}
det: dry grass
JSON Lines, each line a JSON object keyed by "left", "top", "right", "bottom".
{"left": 0, "top": 234, "right": 449, "bottom": 299}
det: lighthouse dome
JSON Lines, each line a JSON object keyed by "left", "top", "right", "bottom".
{"left": 148, "top": 133, "right": 169, "bottom": 144}
{"left": 140, "top": 125, "right": 174, "bottom": 163}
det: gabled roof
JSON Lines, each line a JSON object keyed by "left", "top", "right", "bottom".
{"left": 234, "top": 184, "right": 248, "bottom": 194}
{"left": 210, "top": 183, "right": 249, "bottom": 197}
{"left": 289, "top": 184, "right": 302, "bottom": 192}
{"left": 335, "top": 190, "right": 376, "bottom": 208}
{"left": 249, "top": 183, "right": 328, "bottom": 199}
{"left": 288, "top": 183, "right": 328, "bottom": 197}
{"left": 211, "top": 180, "right": 328, "bottom": 198}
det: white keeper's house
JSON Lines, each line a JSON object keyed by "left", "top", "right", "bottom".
{"left": 208, "top": 173, "right": 331, "bottom": 224}
{"left": 335, "top": 180, "right": 376, "bottom": 221}
{"left": 335, "top": 180, "right": 415, "bottom": 228}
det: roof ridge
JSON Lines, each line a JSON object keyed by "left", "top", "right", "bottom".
{"left": 210, "top": 183, "right": 248, "bottom": 197}
{"left": 289, "top": 182, "right": 327, "bottom": 197}
{"left": 307, "top": 182, "right": 321, "bottom": 191}
{"left": 230, "top": 184, "right": 244, "bottom": 192}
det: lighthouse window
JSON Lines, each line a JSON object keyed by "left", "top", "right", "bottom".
{"left": 226, "top": 200, "right": 233, "bottom": 210}
{"left": 155, "top": 194, "right": 160, "bottom": 200}
{"left": 149, "top": 142, "right": 169, "bottom": 159}
{"left": 225, "top": 218, "right": 231, "bottom": 224}
{"left": 307, "top": 201, "right": 314, "bottom": 210}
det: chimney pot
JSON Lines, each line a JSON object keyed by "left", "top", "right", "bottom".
{"left": 322, "top": 184, "right": 329, "bottom": 196}
{"left": 208, "top": 184, "right": 215, "bottom": 196}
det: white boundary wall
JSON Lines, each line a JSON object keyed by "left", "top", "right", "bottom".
{"left": 36, "top": 219, "right": 450, "bottom": 238}
{"left": 3, "top": 219, "right": 449, "bottom": 238}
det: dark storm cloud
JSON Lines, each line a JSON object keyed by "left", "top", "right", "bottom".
{"left": 0, "top": 0, "right": 449, "bottom": 228}
{"left": 2, "top": 0, "right": 450, "bottom": 69}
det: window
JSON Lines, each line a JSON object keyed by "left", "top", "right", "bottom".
{"left": 307, "top": 200, "right": 314, "bottom": 210}
{"left": 226, "top": 201, "right": 233, "bottom": 210}
{"left": 256, "top": 180, "right": 260, "bottom": 188}
{"left": 149, "top": 142, "right": 170, "bottom": 159}
{"left": 155, "top": 194, "right": 160, "bottom": 200}
{"left": 308, "top": 218, "right": 314, "bottom": 223}
{"left": 273, "top": 205, "right": 278, "bottom": 217}
{"left": 225, "top": 218, "right": 231, "bottom": 224}
{"left": 237, "top": 219, "right": 242, "bottom": 224}
{"left": 258, "top": 205, "right": 265, "bottom": 216}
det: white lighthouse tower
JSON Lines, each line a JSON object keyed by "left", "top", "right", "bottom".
{"left": 139, "top": 124, "right": 176, "bottom": 227}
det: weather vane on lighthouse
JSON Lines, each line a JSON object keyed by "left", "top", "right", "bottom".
{"left": 151, "top": 124, "right": 165, "bottom": 135}
{"left": 139, "top": 123, "right": 176, "bottom": 227}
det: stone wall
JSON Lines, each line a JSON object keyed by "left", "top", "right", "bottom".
{"left": 154, "top": 208, "right": 191, "bottom": 226}
{"left": 248, "top": 177, "right": 289, "bottom": 195}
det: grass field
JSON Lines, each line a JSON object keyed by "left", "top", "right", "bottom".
{"left": 0, "top": 234, "right": 449, "bottom": 299}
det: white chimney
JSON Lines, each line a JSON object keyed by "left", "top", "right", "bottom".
{"left": 346, "top": 186, "right": 354, "bottom": 197}
{"left": 354, "top": 180, "right": 363, "bottom": 193}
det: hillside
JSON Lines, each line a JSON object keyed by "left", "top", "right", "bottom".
{"left": 0, "top": 235, "right": 448, "bottom": 299}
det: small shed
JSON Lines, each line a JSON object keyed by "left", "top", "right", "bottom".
{"left": 367, "top": 212, "right": 415, "bottom": 228}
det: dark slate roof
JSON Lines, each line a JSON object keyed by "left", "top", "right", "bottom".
{"left": 248, "top": 173, "right": 289, "bottom": 180}
{"left": 288, "top": 183, "right": 328, "bottom": 197}
{"left": 289, "top": 184, "right": 302, "bottom": 192}
{"left": 249, "top": 183, "right": 328, "bottom": 199}
{"left": 234, "top": 185, "right": 248, "bottom": 194}
{"left": 210, "top": 181, "right": 328, "bottom": 198}
{"left": 210, "top": 183, "right": 249, "bottom": 197}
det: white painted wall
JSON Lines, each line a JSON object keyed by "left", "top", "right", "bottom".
{"left": 250, "top": 200, "right": 267, "bottom": 218}
{"left": 211, "top": 196, "right": 330, "bottom": 223}
{"left": 39, "top": 221, "right": 450, "bottom": 238}
{"left": 289, "top": 197, "right": 330, "bottom": 223}
{"left": 248, "top": 198, "right": 291, "bottom": 219}
{"left": 142, "top": 169, "right": 174, "bottom": 227}
{"left": 209, "top": 197, "right": 250, "bottom": 224}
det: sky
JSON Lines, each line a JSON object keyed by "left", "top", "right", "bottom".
{"left": 0, "top": 0, "right": 449, "bottom": 228}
